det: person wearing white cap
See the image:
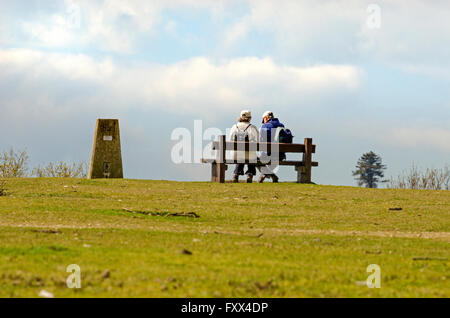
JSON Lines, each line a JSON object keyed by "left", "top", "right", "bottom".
{"left": 258, "top": 110, "right": 287, "bottom": 183}
{"left": 229, "top": 110, "right": 259, "bottom": 183}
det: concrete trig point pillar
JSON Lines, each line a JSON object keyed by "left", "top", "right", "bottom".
{"left": 88, "top": 119, "right": 123, "bottom": 179}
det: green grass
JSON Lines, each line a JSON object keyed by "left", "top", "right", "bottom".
{"left": 0, "top": 178, "right": 448, "bottom": 298}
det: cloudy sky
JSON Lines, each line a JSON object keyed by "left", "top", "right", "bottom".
{"left": 0, "top": 0, "right": 449, "bottom": 185}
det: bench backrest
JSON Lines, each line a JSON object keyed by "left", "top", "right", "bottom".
{"left": 211, "top": 140, "right": 316, "bottom": 153}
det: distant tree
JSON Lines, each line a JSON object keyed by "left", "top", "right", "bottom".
{"left": 352, "top": 151, "right": 387, "bottom": 188}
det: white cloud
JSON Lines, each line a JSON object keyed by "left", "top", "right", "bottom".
{"left": 357, "top": 1, "right": 450, "bottom": 65}
{"left": 7, "top": 0, "right": 450, "bottom": 71}
{"left": 80, "top": 0, "right": 164, "bottom": 53}
{"left": 223, "top": 17, "right": 250, "bottom": 47}
{"left": 234, "top": 0, "right": 365, "bottom": 60}
{"left": 13, "top": 0, "right": 242, "bottom": 54}
{"left": 222, "top": 0, "right": 450, "bottom": 70}
{"left": 389, "top": 127, "right": 450, "bottom": 153}
{"left": 0, "top": 49, "right": 362, "bottom": 117}
{"left": 23, "top": 14, "right": 75, "bottom": 47}
{"left": 333, "top": 119, "right": 450, "bottom": 154}
{"left": 0, "top": 48, "right": 114, "bottom": 82}
{"left": 13, "top": 0, "right": 165, "bottom": 53}
{"left": 395, "top": 64, "right": 450, "bottom": 80}
{"left": 165, "top": 20, "right": 178, "bottom": 35}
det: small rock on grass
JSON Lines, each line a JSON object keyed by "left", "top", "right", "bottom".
{"left": 39, "top": 290, "right": 54, "bottom": 298}
{"left": 365, "top": 250, "right": 382, "bottom": 254}
{"left": 181, "top": 249, "right": 192, "bottom": 255}
{"left": 101, "top": 270, "right": 111, "bottom": 279}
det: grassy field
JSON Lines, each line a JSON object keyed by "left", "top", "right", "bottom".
{"left": 0, "top": 178, "right": 448, "bottom": 298}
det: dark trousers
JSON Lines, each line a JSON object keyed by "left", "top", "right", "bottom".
{"left": 257, "top": 153, "right": 285, "bottom": 176}
{"left": 234, "top": 164, "right": 257, "bottom": 176}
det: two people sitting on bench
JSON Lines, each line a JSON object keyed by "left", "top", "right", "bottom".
{"left": 229, "top": 110, "right": 287, "bottom": 183}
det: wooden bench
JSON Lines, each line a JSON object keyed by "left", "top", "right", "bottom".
{"left": 201, "top": 135, "right": 318, "bottom": 183}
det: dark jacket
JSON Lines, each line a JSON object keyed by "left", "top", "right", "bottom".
{"left": 260, "top": 118, "right": 286, "bottom": 160}
{"left": 260, "top": 118, "right": 284, "bottom": 142}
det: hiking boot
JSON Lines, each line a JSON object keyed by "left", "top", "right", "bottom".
{"left": 246, "top": 174, "right": 253, "bottom": 183}
{"left": 258, "top": 175, "right": 266, "bottom": 183}
{"left": 232, "top": 174, "right": 239, "bottom": 183}
{"left": 271, "top": 175, "right": 279, "bottom": 183}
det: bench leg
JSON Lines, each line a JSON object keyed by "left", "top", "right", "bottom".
{"left": 217, "top": 163, "right": 226, "bottom": 183}
{"left": 300, "top": 166, "right": 310, "bottom": 183}
{"left": 296, "top": 166, "right": 311, "bottom": 183}
{"left": 295, "top": 166, "right": 302, "bottom": 183}
{"left": 211, "top": 162, "right": 218, "bottom": 182}
{"left": 300, "top": 166, "right": 309, "bottom": 183}
{"left": 211, "top": 162, "right": 227, "bottom": 183}
{"left": 301, "top": 138, "right": 313, "bottom": 183}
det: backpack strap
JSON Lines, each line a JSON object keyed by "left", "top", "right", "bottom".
{"left": 237, "top": 124, "right": 251, "bottom": 132}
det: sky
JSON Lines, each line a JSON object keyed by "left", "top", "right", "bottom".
{"left": 0, "top": 0, "right": 449, "bottom": 186}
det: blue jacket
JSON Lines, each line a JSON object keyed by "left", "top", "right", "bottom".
{"left": 260, "top": 118, "right": 286, "bottom": 159}
{"left": 260, "top": 118, "right": 284, "bottom": 142}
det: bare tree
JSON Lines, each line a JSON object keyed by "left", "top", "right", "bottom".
{"left": 0, "top": 148, "right": 29, "bottom": 178}
{"left": 387, "top": 164, "right": 450, "bottom": 190}
{"left": 33, "top": 161, "right": 87, "bottom": 178}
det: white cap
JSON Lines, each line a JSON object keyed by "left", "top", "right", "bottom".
{"left": 240, "top": 110, "right": 252, "bottom": 119}
{"left": 262, "top": 111, "right": 274, "bottom": 123}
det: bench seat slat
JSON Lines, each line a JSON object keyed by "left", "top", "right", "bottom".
{"left": 211, "top": 141, "right": 316, "bottom": 153}
{"left": 201, "top": 158, "right": 318, "bottom": 167}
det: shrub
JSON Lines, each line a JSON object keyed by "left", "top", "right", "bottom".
{"left": 33, "top": 161, "right": 88, "bottom": 178}
{"left": 0, "top": 148, "right": 30, "bottom": 178}
{"left": 387, "top": 164, "right": 450, "bottom": 190}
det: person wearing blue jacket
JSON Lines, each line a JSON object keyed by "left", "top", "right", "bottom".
{"left": 258, "top": 111, "right": 284, "bottom": 183}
